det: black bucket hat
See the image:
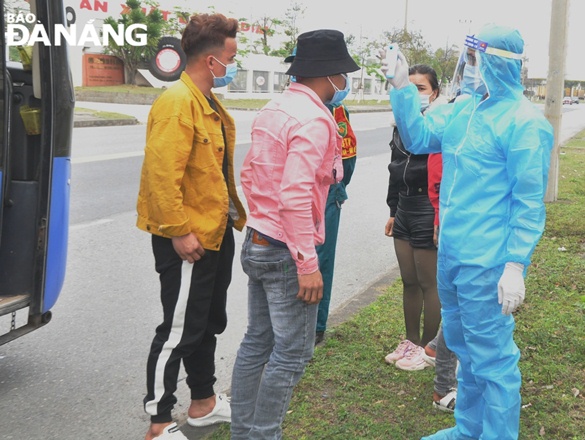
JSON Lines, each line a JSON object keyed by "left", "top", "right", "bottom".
{"left": 283, "top": 46, "right": 296, "bottom": 64}
{"left": 285, "top": 29, "right": 359, "bottom": 78}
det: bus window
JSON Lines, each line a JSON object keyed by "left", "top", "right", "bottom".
{"left": 0, "top": 0, "right": 74, "bottom": 345}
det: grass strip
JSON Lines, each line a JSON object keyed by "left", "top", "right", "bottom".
{"left": 75, "top": 107, "right": 135, "bottom": 120}
{"left": 74, "top": 86, "right": 389, "bottom": 110}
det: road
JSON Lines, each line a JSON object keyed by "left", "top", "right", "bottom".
{"left": 0, "top": 102, "right": 583, "bottom": 440}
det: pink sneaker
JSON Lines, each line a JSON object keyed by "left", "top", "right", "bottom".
{"left": 384, "top": 340, "right": 416, "bottom": 364}
{"left": 395, "top": 345, "right": 431, "bottom": 371}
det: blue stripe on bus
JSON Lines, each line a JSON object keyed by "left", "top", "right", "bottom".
{"left": 43, "top": 157, "right": 71, "bottom": 312}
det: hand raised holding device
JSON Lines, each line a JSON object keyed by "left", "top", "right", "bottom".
{"left": 379, "top": 43, "right": 410, "bottom": 90}
{"left": 384, "top": 43, "right": 399, "bottom": 79}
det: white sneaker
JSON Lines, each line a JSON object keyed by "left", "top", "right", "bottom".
{"left": 422, "top": 344, "right": 436, "bottom": 367}
{"left": 385, "top": 340, "right": 416, "bottom": 364}
{"left": 395, "top": 345, "right": 431, "bottom": 371}
{"left": 187, "top": 393, "right": 231, "bottom": 427}
{"left": 153, "top": 423, "right": 188, "bottom": 440}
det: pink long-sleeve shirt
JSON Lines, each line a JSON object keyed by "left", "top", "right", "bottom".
{"left": 240, "top": 82, "right": 343, "bottom": 274}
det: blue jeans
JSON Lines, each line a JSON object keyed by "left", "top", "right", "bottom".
{"left": 231, "top": 229, "right": 318, "bottom": 440}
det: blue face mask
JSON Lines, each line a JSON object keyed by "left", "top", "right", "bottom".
{"left": 325, "top": 74, "right": 350, "bottom": 105}
{"left": 462, "top": 64, "right": 487, "bottom": 96}
{"left": 211, "top": 57, "right": 237, "bottom": 88}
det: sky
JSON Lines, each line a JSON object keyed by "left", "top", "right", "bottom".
{"left": 191, "top": 0, "right": 585, "bottom": 80}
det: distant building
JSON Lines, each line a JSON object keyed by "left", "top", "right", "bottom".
{"left": 208, "top": 54, "right": 387, "bottom": 100}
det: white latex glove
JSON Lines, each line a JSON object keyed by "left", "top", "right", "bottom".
{"left": 497, "top": 262, "right": 525, "bottom": 315}
{"left": 379, "top": 49, "right": 410, "bottom": 90}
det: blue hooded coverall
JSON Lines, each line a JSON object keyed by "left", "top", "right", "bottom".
{"left": 390, "top": 25, "right": 553, "bottom": 440}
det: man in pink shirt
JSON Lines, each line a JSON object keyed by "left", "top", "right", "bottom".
{"left": 231, "top": 29, "right": 359, "bottom": 439}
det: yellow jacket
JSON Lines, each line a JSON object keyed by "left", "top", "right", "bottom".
{"left": 136, "top": 72, "right": 246, "bottom": 250}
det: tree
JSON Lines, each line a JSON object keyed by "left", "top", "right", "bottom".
{"left": 4, "top": 0, "right": 34, "bottom": 62}
{"left": 103, "top": 0, "right": 165, "bottom": 85}
{"left": 253, "top": 15, "right": 283, "bottom": 55}
{"left": 356, "top": 28, "right": 460, "bottom": 95}
{"left": 237, "top": 15, "right": 282, "bottom": 56}
{"left": 432, "top": 43, "right": 460, "bottom": 90}
{"left": 380, "top": 29, "right": 434, "bottom": 66}
{"left": 164, "top": 7, "right": 193, "bottom": 37}
{"left": 565, "top": 80, "right": 583, "bottom": 89}
{"left": 345, "top": 33, "right": 383, "bottom": 100}
{"left": 275, "top": 2, "right": 305, "bottom": 58}
{"left": 355, "top": 28, "right": 434, "bottom": 93}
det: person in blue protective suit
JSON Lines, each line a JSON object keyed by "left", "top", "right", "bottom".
{"left": 384, "top": 24, "right": 553, "bottom": 440}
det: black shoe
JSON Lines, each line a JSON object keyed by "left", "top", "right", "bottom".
{"left": 315, "top": 331, "right": 325, "bottom": 345}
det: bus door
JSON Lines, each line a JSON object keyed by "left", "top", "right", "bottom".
{"left": 0, "top": 11, "right": 6, "bottom": 245}
{"left": 0, "top": 0, "right": 74, "bottom": 345}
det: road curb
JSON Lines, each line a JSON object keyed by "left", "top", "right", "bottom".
{"left": 73, "top": 117, "right": 139, "bottom": 128}
{"left": 75, "top": 90, "right": 160, "bottom": 105}
{"left": 325, "top": 267, "right": 400, "bottom": 331}
{"left": 72, "top": 106, "right": 390, "bottom": 128}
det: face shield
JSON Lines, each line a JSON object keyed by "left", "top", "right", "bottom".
{"left": 449, "top": 41, "right": 483, "bottom": 100}
{"left": 449, "top": 34, "right": 524, "bottom": 101}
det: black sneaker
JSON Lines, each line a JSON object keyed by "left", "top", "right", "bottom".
{"left": 315, "top": 331, "right": 325, "bottom": 345}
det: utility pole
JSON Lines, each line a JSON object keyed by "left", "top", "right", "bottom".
{"left": 404, "top": 0, "right": 408, "bottom": 32}
{"left": 358, "top": 26, "right": 365, "bottom": 103}
{"left": 544, "top": 0, "right": 569, "bottom": 202}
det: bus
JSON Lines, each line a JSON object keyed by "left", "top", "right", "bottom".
{"left": 0, "top": 0, "right": 74, "bottom": 344}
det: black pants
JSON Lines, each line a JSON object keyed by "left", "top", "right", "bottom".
{"left": 144, "top": 227, "right": 235, "bottom": 423}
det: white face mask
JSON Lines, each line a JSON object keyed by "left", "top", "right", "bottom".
{"left": 462, "top": 64, "right": 487, "bottom": 96}
{"left": 419, "top": 93, "right": 432, "bottom": 112}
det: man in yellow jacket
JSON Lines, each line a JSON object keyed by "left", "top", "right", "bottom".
{"left": 136, "top": 13, "right": 246, "bottom": 440}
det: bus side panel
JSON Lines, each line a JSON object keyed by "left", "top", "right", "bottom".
{"left": 0, "top": 172, "right": 3, "bottom": 248}
{"left": 0, "top": 181, "right": 38, "bottom": 295}
{"left": 42, "top": 157, "right": 70, "bottom": 312}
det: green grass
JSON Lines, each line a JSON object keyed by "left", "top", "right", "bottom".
{"left": 218, "top": 98, "right": 270, "bottom": 109}
{"left": 211, "top": 98, "right": 389, "bottom": 110}
{"left": 75, "top": 85, "right": 165, "bottom": 95}
{"left": 74, "top": 107, "right": 135, "bottom": 120}
{"left": 74, "top": 86, "right": 389, "bottom": 110}
{"left": 208, "top": 130, "right": 585, "bottom": 440}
